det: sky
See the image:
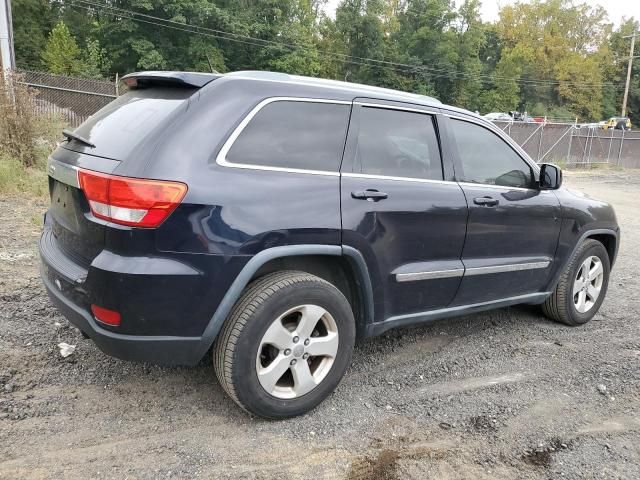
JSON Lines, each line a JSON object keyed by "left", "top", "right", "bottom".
{"left": 323, "top": 0, "right": 640, "bottom": 26}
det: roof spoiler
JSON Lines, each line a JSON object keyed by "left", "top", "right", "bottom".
{"left": 120, "top": 71, "right": 221, "bottom": 89}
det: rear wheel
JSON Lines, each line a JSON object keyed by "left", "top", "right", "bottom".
{"left": 213, "top": 271, "right": 355, "bottom": 419}
{"left": 542, "top": 239, "right": 610, "bottom": 326}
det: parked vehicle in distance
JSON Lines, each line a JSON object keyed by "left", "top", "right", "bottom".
{"left": 40, "top": 71, "right": 620, "bottom": 419}
{"left": 602, "top": 117, "right": 632, "bottom": 130}
{"left": 483, "top": 112, "right": 513, "bottom": 122}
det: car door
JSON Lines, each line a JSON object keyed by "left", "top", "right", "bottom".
{"left": 340, "top": 101, "right": 468, "bottom": 324}
{"left": 442, "top": 114, "right": 562, "bottom": 306}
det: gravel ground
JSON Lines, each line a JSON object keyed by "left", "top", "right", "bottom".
{"left": 1, "top": 170, "right": 639, "bottom": 479}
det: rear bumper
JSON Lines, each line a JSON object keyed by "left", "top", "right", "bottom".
{"left": 41, "top": 272, "right": 205, "bottom": 365}
{"left": 39, "top": 228, "right": 208, "bottom": 366}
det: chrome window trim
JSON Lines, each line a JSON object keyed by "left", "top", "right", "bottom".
{"left": 445, "top": 113, "right": 541, "bottom": 175}
{"left": 396, "top": 269, "right": 464, "bottom": 282}
{"left": 342, "top": 172, "right": 455, "bottom": 185}
{"left": 47, "top": 157, "right": 80, "bottom": 188}
{"left": 215, "top": 97, "right": 350, "bottom": 177}
{"left": 354, "top": 101, "right": 439, "bottom": 116}
{"left": 457, "top": 181, "right": 541, "bottom": 193}
{"left": 465, "top": 261, "right": 551, "bottom": 276}
{"left": 396, "top": 260, "right": 551, "bottom": 282}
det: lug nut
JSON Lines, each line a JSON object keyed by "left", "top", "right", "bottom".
{"left": 302, "top": 353, "right": 309, "bottom": 360}
{"left": 290, "top": 359, "right": 297, "bottom": 365}
{"left": 284, "top": 349, "right": 291, "bottom": 356}
{"left": 304, "top": 339, "right": 310, "bottom": 346}
{"left": 293, "top": 336, "right": 299, "bottom": 343}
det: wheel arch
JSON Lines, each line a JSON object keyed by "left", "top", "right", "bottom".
{"left": 547, "top": 228, "right": 619, "bottom": 292}
{"left": 196, "top": 245, "right": 374, "bottom": 360}
{"left": 585, "top": 232, "right": 618, "bottom": 267}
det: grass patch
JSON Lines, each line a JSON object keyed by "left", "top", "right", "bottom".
{"left": 0, "top": 71, "right": 67, "bottom": 199}
{"left": 0, "top": 154, "right": 49, "bottom": 198}
{"left": 0, "top": 112, "right": 66, "bottom": 199}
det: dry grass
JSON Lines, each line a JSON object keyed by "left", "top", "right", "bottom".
{"left": 0, "top": 72, "right": 67, "bottom": 198}
{"left": 0, "top": 71, "right": 39, "bottom": 166}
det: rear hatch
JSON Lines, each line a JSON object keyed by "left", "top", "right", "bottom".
{"left": 47, "top": 72, "right": 217, "bottom": 268}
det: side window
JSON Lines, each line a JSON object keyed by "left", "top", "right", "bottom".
{"left": 451, "top": 119, "right": 534, "bottom": 188}
{"left": 226, "top": 100, "right": 350, "bottom": 171}
{"left": 352, "top": 107, "right": 443, "bottom": 180}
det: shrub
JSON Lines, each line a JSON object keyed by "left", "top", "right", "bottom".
{"left": 0, "top": 71, "right": 38, "bottom": 166}
{"left": 0, "top": 72, "right": 67, "bottom": 197}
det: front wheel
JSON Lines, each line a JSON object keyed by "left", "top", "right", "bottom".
{"left": 542, "top": 239, "right": 610, "bottom": 326}
{"left": 213, "top": 271, "right": 355, "bottom": 419}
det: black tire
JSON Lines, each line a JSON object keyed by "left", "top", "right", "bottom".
{"left": 213, "top": 271, "right": 355, "bottom": 419}
{"left": 542, "top": 239, "right": 610, "bottom": 326}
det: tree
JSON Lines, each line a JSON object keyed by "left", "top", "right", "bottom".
{"left": 454, "top": 0, "right": 486, "bottom": 111}
{"left": 81, "top": 39, "right": 113, "bottom": 78}
{"left": 42, "top": 21, "right": 84, "bottom": 76}
{"left": 494, "top": 0, "right": 610, "bottom": 120}
{"left": 11, "top": 0, "right": 56, "bottom": 70}
{"left": 607, "top": 18, "right": 640, "bottom": 122}
{"left": 11, "top": 0, "right": 633, "bottom": 121}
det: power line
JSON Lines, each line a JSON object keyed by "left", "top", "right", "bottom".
{"left": 64, "top": 0, "right": 623, "bottom": 90}
{"left": 74, "top": 0, "right": 621, "bottom": 89}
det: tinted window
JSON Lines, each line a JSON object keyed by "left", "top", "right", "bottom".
{"left": 352, "top": 107, "right": 443, "bottom": 180}
{"left": 226, "top": 101, "right": 350, "bottom": 171}
{"left": 71, "top": 87, "right": 196, "bottom": 160}
{"left": 451, "top": 119, "right": 534, "bottom": 188}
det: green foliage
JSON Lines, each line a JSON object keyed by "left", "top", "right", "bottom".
{"left": 10, "top": 0, "right": 640, "bottom": 123}
{"left": 12, "top": 0, "right": 55, "bottom": 70}
{"left": 42, "top": 22, "right": 83, "bottom": 75}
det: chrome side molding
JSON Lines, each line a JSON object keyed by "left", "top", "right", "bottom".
{"left": 395, "top": 260, "right": 551, "bottom": 282}
{"left": 396, "top": 268, "right": 464, "bottom": 282}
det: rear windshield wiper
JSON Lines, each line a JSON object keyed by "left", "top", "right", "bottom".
{"left": 62, "top": 129, "right": 95, "bottom": 148}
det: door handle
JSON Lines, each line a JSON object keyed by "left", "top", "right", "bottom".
{"left": 473, "top": 196, "right": 499, "bottom": 207}
{"left": 351, "top": 189, "right": 388, "bottom": 201}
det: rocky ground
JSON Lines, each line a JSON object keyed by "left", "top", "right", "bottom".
{"left": 1, "top": 170, "right": 639, "bottom": 479}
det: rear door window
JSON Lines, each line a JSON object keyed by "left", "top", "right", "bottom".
{"left": 350, "top": 107, "right": 443, "bottom": 180}
{"left": 225, "top": 100, "right": 350, "bottom": 172}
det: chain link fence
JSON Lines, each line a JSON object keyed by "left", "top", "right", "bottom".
{"left": 13, "top": 69, "right": 640, "bottom": 168}
{"left": 17, "top": 69, "right": 116, "bottom": 127}
{"left": 493, "top": 121, "right": 640, "bottom": 169}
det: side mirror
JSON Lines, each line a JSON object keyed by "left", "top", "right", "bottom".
{"left": 539, "top": 163, "right": 563, "bottom": 190}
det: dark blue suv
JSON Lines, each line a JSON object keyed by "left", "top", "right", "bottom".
{"left": 40, "top": 71, "right": 619, "bottom": 418}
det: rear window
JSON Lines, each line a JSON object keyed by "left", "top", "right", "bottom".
{"left": 68, "top": 88, "right": 196, "bottom": 160}
{"left": 225, "top": 100, "right": 350, "bottom": 172}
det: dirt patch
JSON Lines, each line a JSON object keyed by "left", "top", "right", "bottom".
{"left": 347, "top": 450, "right": 400, "bottom": 480}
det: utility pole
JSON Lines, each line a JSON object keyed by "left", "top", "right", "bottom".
{"left": 622, "top": 32, "right": 638, "bottom": 117}
{"left": 0, "top": 0, "right": 15, "bottom": 82}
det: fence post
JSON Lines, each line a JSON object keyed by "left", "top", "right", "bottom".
{"left": 587, "top": 128, "right": 596, "bottom": 166}
{"left": 566, "top": 125, "right": 574, "bottom": 165}
{"left": 536, "top": 121, "right": 545, "bottom": 162}
{"left": 617, "top": 128, "right": 625, "bottom": 166}
{"left": 115, "top": 72, "right": 119, "bottom": 97}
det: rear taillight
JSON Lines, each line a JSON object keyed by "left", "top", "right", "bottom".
{"left": 78, "top": 169, "right": 187, "bottom": 228}
{"left": 91, "top": 304, "right": 121, "bottom": 327}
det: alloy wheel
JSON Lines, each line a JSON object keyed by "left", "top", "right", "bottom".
{"left": 572, "top": 256, "right": 604, "bottom": 314}
{"left": 255, "top": 304, "right": 339, "bottom": 399}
